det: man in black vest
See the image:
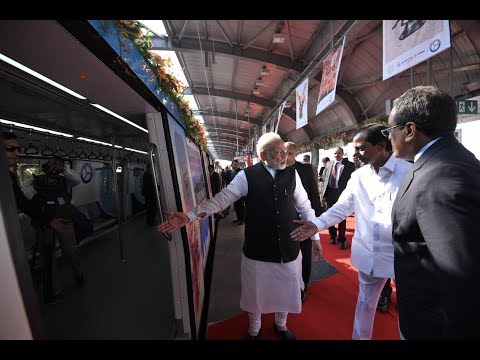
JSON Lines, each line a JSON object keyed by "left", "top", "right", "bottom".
{"left": 157, "top": 132, "right": 322, "bottom": 340}
{"left": 3, "top": 131, "right": 67, "bottom": 304}
{"left": 285, "top": 142, "right": 323, "bottom": 303}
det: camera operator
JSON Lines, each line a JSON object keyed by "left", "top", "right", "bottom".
{"left": 26, "top": 156, "right": 85, "bottom": 287}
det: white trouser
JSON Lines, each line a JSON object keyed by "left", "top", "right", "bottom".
{"left": 248, "top": 311, "right": 288, "bottom": 335}
{"left": 352, "top": 271, "right": 389, "bottom": 340}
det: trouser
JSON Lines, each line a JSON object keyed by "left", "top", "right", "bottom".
{"left": 324, "top": 186, "right": 346, "bottom": 241}
{"left": 248, "top": 311, "right": 288, "bottom": 335}
{"left": 37, "top": 226, "right": 57, "bottom": 302}
{"left": 352, "top": 271, "right": 389, "bottom": 340}
{"left": 300, "top": 238, "right": 312, "bottom": 289}
{"left": 328, "top": 220, "right": 347, "bottom": 242}
{"left": 55, "top": 220, "right": 82, "bottom": 278}
{"left": 381, "top": 278, "right": 393, "bottom": 298}
{"left": 234, "top": 197, "right": 245, "bottom": 222}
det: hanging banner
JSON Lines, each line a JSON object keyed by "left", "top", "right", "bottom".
{"left": 316, "top": 36, "right": 345, "bottom": 115}
{"left": 274, "top": 101, "right": 287, "bottom": 133}
{"left": 383, "top": 20, "right": 451, "bottom": 81}
{"left": 296, "top": 78, "right": 309, "bottom": 129}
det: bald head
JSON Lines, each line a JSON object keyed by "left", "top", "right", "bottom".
{"left": 285, "top": 141, "right": 297, "bottom": 166}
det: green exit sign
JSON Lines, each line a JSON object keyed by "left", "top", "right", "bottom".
{"left": 456, "top": 100, "right": 478, "bottom": 114}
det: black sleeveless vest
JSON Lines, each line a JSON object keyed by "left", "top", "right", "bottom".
{"left": 32, "top": 173, "right": 73, "bottom": 219}
{"left": 243, "top": 162, "right": 299, "bottom": 263}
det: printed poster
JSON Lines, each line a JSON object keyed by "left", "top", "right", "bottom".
{"left": 296, "top": 78, "right": 309, "bottom": 129}
{"left": 316, "top": 36, "right": 345, "bottom": 115}
{"left": 383, "top": 20, "right": 451, "bottom": 80}
{"left": 168, "top": 115, "right": 204, "bottom": 336}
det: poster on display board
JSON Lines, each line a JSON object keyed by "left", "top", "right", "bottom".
{"left": 168, "top": 114, "right": 205, "bottom": 337}
{"left": 186, "top": 139, "right": 212, "bottom": 270}
{"left": 383, "top": 20, "right": 451, "bottom": 80}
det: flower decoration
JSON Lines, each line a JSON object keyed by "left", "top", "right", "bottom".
{"left": 113, "top": 20, "right": 207, "bottom": 151}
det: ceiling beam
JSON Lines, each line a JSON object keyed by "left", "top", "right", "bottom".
{"left": 194, "top": 109, "right": 262, "bottom": 125}
{"left": 150, "top": 36, "right": 302, "bottom": 71}
{"left": 187, "top": 86, "right": 301, "bottom": 127}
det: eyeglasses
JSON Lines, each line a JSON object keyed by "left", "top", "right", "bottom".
{"left": 381, "top": 123, "right": 406, "bottom": 139}
{"left": 265, "top": 148, "right": 287, "bottom": 156}
{"left": 5, "top": 145, "right": 21, "bottom": 153}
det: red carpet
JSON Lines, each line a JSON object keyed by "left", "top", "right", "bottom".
{"left": 207, "top": 216, "right": 400, "bottom": 340}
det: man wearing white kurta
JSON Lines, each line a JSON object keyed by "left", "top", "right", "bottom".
{"left": 157, "top": 132, "right": 322, "bottom": 340}
{"left": 291, "top": 125, "right": 412, "bottom": 340}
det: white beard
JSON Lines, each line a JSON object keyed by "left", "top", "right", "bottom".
{"left": 266, "top": 158, "right": 287, "bottom": 170}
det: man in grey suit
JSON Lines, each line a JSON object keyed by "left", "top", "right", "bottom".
{"left": 388, "top": 85, "right": 480, "bottom": 339}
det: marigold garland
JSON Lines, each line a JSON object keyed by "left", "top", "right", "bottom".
{"left": 114, "top": 20, "right": 207, "bottom": 151}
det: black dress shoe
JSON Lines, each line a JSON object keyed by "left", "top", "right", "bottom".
{"left": 377, "top": 296, "right": 391, "bottom": 312}
{"left": 339, "top": 241, "right": 347, "bottom": 250}
{"left": 244, "top": 332, "right": 260, "bottom": 340}
{"left": 273, "top": 323, "right": 296, "bottom": 340}
{"left": 329, "top": 238, "right": 337, "bottom": 244}
{"left": 301, "top": 290, "right": 306, "bottom": 303}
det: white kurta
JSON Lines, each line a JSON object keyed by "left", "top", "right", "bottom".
{"left": 186, "top": 162, "right": 318, "bottom": 314}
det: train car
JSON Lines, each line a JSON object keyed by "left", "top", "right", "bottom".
{"left": 0, "top": 20, "right": 218, "bottom": 340}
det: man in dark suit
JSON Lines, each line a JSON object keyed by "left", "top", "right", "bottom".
{"left": 3, "top": 131, "right": 66, "bottom": 304}
{"left": 388, "top": 86, "right": 480, "bottom": 339}
{"left": 323, "top": 146, "right": 355, "bottom": 250}
{"left": 285, "top": 142, "right": 323, "bottom": 303}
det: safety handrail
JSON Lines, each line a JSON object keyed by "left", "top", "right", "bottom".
{"left": 24, "top": 131, "right": 39, "bottom": 155}
{"left": 41, "top": 136, "right": 54, "bottom": 156}
{"left": 148, "top": 143, "right": 171, "bottom": 241}
{"left": 53, "top": 138, "right": 66, "bottom": 157}
{"left": 67, "top": 141, "right": 79, "bottom": 158}
{"left": 78, "top": 147, "right": 87, "bottom": 160}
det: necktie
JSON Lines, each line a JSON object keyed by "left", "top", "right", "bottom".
{"left": 329, "top": 162, "right": 337, "bottom": 188}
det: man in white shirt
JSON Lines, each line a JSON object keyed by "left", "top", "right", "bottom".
{"left": 157, "top": 132, "right": 322, "bottom": 340}
{"left": 290, "top": 125, "right": 412, "bottom": 340}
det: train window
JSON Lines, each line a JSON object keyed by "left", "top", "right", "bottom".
{"left": 16, "top": 157, "right": 72, "bottom": 187}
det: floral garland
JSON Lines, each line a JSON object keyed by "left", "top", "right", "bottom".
{"left": 113, "top": 20, "right": 207, "bottom": 151}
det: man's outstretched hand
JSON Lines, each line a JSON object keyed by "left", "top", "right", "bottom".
{"left": 290, "top": 219, "right": 319, "bottom": 241}
{"left": 157, "top": 211, "right": 189, "bottom": 233}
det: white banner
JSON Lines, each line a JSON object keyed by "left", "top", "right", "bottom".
{"left": 316, "top": 36, "right": 345, "bottom": 115}
{"left": 274, "top": 101, "right": 287, "bottom": 133}
{"left": 383, "top": 20, "right": 451, "bottom": 80}
{"left": 296, "top": 78, "right": 309, "bottom": 129}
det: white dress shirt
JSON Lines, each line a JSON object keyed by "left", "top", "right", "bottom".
{"left": 312, "top": 155, "right": 412, "bottom": 278}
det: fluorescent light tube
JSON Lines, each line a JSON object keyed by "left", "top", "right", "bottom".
{"left": 0, "top": 119, "right": 74, "bottom": 137}
{"left": 90, "top": 103, "right": 148, "bottom": 133}
{"left": 0, "top": 52, "right": 87, "bottom": 100}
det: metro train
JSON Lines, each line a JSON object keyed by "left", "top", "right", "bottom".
{"left": 0, "top": 20, "right": 217, "bottom": 340}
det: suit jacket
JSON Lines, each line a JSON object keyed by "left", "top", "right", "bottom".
{"left": 322, "top": 158, "right": 355, "bottom": 205}
{"left": 292, "top": 161, "right": 322, "bottom": 216}
{"left": 392, "top": 134, "right": 480, "bottom": 339}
